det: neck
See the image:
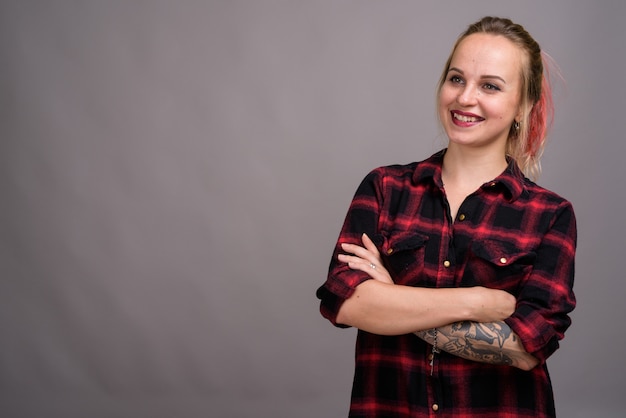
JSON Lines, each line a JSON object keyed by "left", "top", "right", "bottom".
{"left": 442, "top": 146, "right": 508, "bottom": 188}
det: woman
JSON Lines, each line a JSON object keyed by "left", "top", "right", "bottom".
{"left": 316, "top": 16, "right": 576, "bottom": 417}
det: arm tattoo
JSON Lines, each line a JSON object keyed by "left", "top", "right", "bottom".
{"left": 416, "top": 321, "right": 518, "bottom": 366}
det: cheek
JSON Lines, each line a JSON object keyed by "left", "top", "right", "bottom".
{"left": 503, "top": 95, "right": 523, "bottom": 119}
{"left": 438, "top": 87, "right": 454, "bottom": 106}
{"left": 488, "top": 99, "right": 516, "bottom": 121}
{"left": 437, "top": 89, "right": 453, "bottom": 116}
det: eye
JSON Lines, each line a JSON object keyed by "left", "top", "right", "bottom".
{"left": 448, "top": 75, "right": 464, "bottom": 84}
{"left": 483, "top": 83, "right": 501, "bottom": 91}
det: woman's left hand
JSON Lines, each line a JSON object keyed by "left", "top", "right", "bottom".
{"left": 338, "top": 233, "right": 394, "bottom": 284}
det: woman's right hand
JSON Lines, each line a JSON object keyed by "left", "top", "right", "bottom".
{"left": 467, "top": 286, "right": 517, "bottom": 322}
{"left": 338, "top": 233, "right": 394, "bottom": 284}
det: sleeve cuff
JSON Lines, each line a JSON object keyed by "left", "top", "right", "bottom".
{"left": 504, "top": 304, "right": 560, "bottom": 363}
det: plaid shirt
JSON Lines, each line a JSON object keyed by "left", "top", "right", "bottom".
{"left": 316, "top": 151, "right": 576, "bottom": 417}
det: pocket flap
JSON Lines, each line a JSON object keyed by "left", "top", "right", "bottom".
{"left": 374, "top": 231, "right": 429, "bottom": 255}
{"left": 470, "top": 239, "right": 535, "bottom": 266}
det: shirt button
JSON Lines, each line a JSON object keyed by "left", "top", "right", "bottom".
{"left": 387, "top": 248, "right": 394, "bottom": 255}
{"left": 499, "top": 257, "right": 507, "bottom": 264}
{"left": 443, "top": 260, "right": 451, "bottom": 268}
{"left": 432, "top": 403, "right": 439, "bottom": 411}
{"left": 458, "top": 213, "right": 466, "bottom": 221}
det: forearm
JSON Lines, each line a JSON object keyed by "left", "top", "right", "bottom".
{"left": 415, "top": 321, "right": 539, "bottom": 371}
{"left": 336, "top": 280, "right": 512, "bottom": 336}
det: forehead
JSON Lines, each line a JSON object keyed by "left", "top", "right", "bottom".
{"left": 451, "top": 33, "right": 524, "bottom": 79}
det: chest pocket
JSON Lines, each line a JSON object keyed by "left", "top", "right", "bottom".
{"left": 374, "top": 231, "right": 429, "bottom": 286}
{"left": 461, "top": 239, "right": 536, "bottom": 294}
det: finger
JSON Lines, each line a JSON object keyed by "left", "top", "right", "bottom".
{"left": 340, "top": 242, "right": 384, "bottom": 273}
{"left": 361, "top": 233, "right": 381, "bottom": 257}
{"left": 352, "top": 260, "right": 394, "bottom": 284}
{"left": 338, "top": 254, "right": 393, "bottom": 284}
{"left": 340, "top": 242, "right": 374, "bottom": 261}
{"left": 347, "top": 258, "right": 383, "bottom": 277}
{"left": 338, "top": 253, "right": 378, "bottom": 269}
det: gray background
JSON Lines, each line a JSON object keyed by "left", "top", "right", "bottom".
{"left": 1, "top": 1, "right": 624, "bottom": 417}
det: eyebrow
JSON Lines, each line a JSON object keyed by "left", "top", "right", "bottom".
{"left": 448, "top": 67, "right": 507, "bottom": 84}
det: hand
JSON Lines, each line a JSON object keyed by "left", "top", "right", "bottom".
{"left": 337, "top": 233, "right": 394, "bottom": 284}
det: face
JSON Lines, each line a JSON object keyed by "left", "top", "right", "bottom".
{"left": 438, "top": 33, "right": 525, "bottom": 153}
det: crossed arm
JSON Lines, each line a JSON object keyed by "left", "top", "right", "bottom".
{"left": 416, "top": 321, "right": 538, "bottom": 371}
{"left": 337, "top": 234, "right": 539, "bottom": 371}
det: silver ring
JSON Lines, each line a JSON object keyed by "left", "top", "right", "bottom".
{"left": 370, "top": 263, "right": 376, "bottom": 269}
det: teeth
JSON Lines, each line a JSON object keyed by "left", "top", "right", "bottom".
{"left": 454, "top": 113, "right": 480, "bottom": 122}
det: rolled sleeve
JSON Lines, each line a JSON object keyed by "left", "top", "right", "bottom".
{"left": 505, "top": 201, "right": 577, "bottom": 363}
{"left": 316, "top": 169, "right": 384, "bottom": 327}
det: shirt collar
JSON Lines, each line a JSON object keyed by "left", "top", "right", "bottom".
{"left": 412, "top": 149, "right": 526, "bottom": 202}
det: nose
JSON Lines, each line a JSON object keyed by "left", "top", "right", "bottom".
{"left": 457, "top": 85, "right": 478, "bottom": 106}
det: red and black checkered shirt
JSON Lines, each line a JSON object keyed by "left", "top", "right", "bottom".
{"left": 317, "top": 150, "right": 576, "bottom": 417}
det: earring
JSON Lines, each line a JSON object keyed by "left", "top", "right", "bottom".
{"left": 513, "top": 121, "right": 520, "bottom": 131}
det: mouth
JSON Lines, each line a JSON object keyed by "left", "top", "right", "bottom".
{"left": 451, "top": 111, "right": 484, "bottom": 125}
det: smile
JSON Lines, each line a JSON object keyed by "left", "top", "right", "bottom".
{"left": 452, "top": 111, "right": 484, "bottom": 123}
